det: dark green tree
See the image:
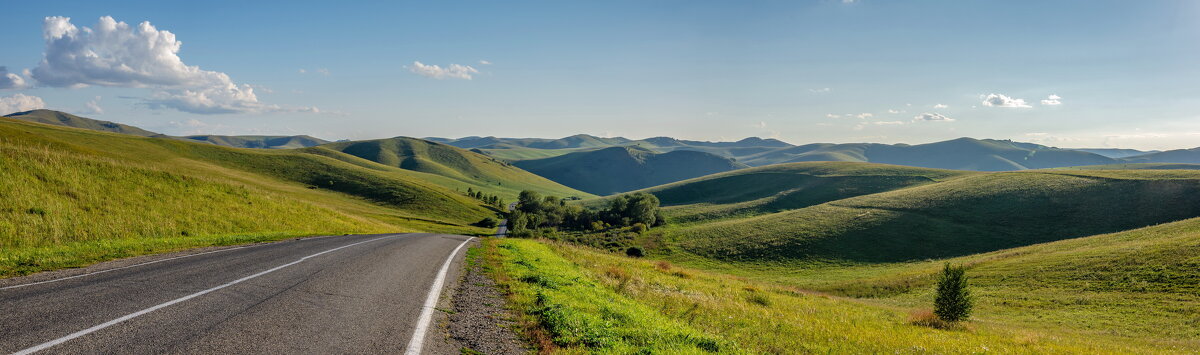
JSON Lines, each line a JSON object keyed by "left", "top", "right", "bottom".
{"left": 934, "top": 263, "right": 973, "bottom": 322}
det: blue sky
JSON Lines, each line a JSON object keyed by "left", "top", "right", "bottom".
{"left": 1, "top": 0, "right": 1199, "bottom": 150}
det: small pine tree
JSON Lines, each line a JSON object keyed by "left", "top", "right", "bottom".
{"left": 934, "top": 263, "right": 972, "bottom": 322}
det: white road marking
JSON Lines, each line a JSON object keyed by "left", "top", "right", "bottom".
{"left": 404, "top": 237, "right": 475, "bottom": 355}
{"left": 10, "top": 235, "right": 396, "bottom": 355}
{"left": 0, "top": 234, "right": 344, "bottom": 291}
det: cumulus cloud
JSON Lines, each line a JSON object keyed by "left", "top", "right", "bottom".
{"left": 856, "top": 113, "right": 874, "bottom": 119}
{"left": 1041, "top": 94, "right": 1062, "bottom": 106}
{"left": 410, "top": 61, "right": 479, "bottom": 80}
{"left": 83, "top": 96, "right": 103, "bottom": 114}
{"left": 913, "top": 112, "right": 955, "bottom": 122}
{"left": 981, "top": 93, "right": 1031, "bottom": 108}
{"left": 31, "top": 16, "right": 311, "bottom": 114}
{"left": 0, "top": 94, "right": 46, "bottom": 114}
{"left": 933, "top": 103, "right": 948, "bottom": 109}
{"left": 825, "top": 113, "right": 840, "bottom": 119}
{"left": 0, "top": 67, "right": 26, "bottom": 89}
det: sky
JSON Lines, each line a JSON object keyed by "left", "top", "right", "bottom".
{"left": 1, "top": 1, "right": 1199, "bottom": 150}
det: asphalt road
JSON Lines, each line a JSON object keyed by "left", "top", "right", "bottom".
{"left": 0, "top": 233, "right": 474, "bottom": 354}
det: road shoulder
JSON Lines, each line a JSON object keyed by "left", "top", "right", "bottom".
{"left": 432, "top": 238, "right": 527, "bottom": 354}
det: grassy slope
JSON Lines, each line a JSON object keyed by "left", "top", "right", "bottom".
{"left": 5, "top": 109, "right": 162, "bottom": 137}
{"left": 664, "top": 169, "right": 1200, "bottom": 264}
{"left": 314, "top": 137, "right": 594, "bottom": 200}
{"left": 0, "top": 118, "right": 492, "bottom": 277}
{"left": 672, "top": 217, "right": 1200, "bottom": 348}
{"left": 182, "top": 135, "right": 329, "bottom": 149}
{"left": 602, "top": 162, "right": 976, "bottom": 223}
{"left": 491, "top": 238, "right": 1175, "bottom": 354}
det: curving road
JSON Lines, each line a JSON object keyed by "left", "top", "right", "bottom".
{"left": 0, "top": 233, "right": 474, "bottom": 354}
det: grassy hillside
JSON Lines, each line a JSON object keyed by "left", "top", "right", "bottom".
{"left": 314, "top": 137, "right": 593, "bottom": 200}
{"left": 663, "top": 169, "right": 1200, "bottom": 264}
{"left": 610, "top": 162, "right": 975, "bottom": 223}
{"left": 488, "top": 238, "right": 1175, "bottom": 353}
{"left": 514, "top": 146, "right": 749, "bottom": 195}
{"left": 675, "top": 216, "right": 1200, "bottom": 348}
{"left": 183, "top": 134, "right": 329, "bottom": 149}
{"left": 0, "top": 117, "right": 493, "bottom": 277}
{"left": 5, "top": 109, "right": 162, "bottom": 137}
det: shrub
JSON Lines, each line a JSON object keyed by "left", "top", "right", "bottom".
{"left": 631, "top": 223, "right": 648, "bottom": 234}
{"left": 625, "top": 246, "right": 645, "bottom": 258}
{"left": 473, "top": 217, "right": 499, "bottom": 228}
{"left": 934, "top": 263, "right": 973, "bottom": 322}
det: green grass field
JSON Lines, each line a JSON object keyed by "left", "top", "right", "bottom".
{"left": 0, "top": 117, "right": 497, "bottom": 277}
{"left": 489, "top": 238, "right": 1185, "bottom": 353}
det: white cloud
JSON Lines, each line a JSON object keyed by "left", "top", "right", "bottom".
{"left": 1041, "top": 94, "right": 1062, "bottom": 106}
{"left": 316, "top": 68, "right": 330, "bottom": 76}
{"left": 856, "top": 113, "right": 873, "bottom": 119}
{"left": 479, "top": 60, "right": 492, "bottom": 65}
{"left": 933, "top": 103, "right": 948, "bottom": 109}
{"left": 809, "top": 87, "right": 831, "bottom": 93}
{"left": 825, "top": 113, "right": 840, "bottom": 119}
{"left": 981, "top": 93, "right": 1031, "bottom": 108}
{"left": 31, "top": 16, "right": 307, "bottom": 114}
{"left": 0, "top": 94, "right": 46, "bottom": 114}
{"left": 410, "top": 61, "right": 479, "bottom": 80}
{"left": 298, "top": 69, "right": 307, "bottom": 74}
{"left": 83, "top": 96, "right": 103, "bottom": 114}
{"left": 754, "top": 121, "right": 767, "bottom": 128}
{"left": 913, "top": 112, "right": 955, "bottom": 122}
{"left": 873, "top": 121, "right": 904, "bottom": 125}
{"left": 887, "top": 109, "right": 902, "bottom": 114}
{"left": 0, "top": 67, "right": 26, "bottom": 89}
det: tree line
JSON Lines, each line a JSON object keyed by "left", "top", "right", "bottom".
{"left": 466, "top": 187, "right": 505, "bottom": 208}
{"left": 506, "top": 190, "right": 665, "bottom": 237}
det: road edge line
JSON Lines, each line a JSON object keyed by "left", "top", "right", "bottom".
{"left": 404, "top": 236, "right": 475, "bottom": 355}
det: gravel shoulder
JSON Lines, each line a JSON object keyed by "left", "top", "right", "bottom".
{"left": 437, "top": 240, "right": 528, "bottom": 354}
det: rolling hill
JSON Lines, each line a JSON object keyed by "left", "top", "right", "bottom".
{"left": 312, "top": 137, "right": 593, "bottom": 200}
{"left": 182, "top": 134, "right": 330, "bottom": 149}
{"left": 664, "top": 168, "right": 1200, "bottom": 264}
{"left": 513, "top": 146, "right": 749, "bottom": 195}
{"left": 608, "top": 162, "right": 975, "bottom": 223}
{"left": 5, "top": 109, "right": 163, "bottom": 137}
{"left": 0, "top": 115, "right": 495, "bottom": 276}
{"left": 6, "top": 109, "right": 330, "bottom": 149}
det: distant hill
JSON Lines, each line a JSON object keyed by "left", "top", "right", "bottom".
{"left": 1073, "top": 148, "right": 1158, "bottom": 158}
{"left": 1123, "top": 147, "right": 1200, "bottom": 164}
{"left": 513, "top": 146, "right": 748, "bottom": 195}
{"left": 738, "top": 138, "right": 1119, "bottom": 170}
{"left": 4, "top": 109, "right": 163, "bottom": 137}
{"left": 183, "top": 135, "right": 330, "bottom": 149}
{"left": 433, "top": 134, "right": 1192, "bottom": 172}
{"left": 312, "top": 137, "right": 593, "bottom": 200}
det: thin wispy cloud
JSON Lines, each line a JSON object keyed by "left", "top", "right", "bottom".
{"left": 913, "top": 112, "right": 954, "bottom": 122}
{"left": 83, "top": 96, "right": 103, "bottom": 114}
{"left": 410, "top": 61, "right": 479, "bottom": 80}
{"left": 1041, "top": 94, "right": 1062, "bottom": 106}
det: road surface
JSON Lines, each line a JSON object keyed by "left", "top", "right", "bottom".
{"left": 0, "top": 233, "right": 474, "bottom": 354}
